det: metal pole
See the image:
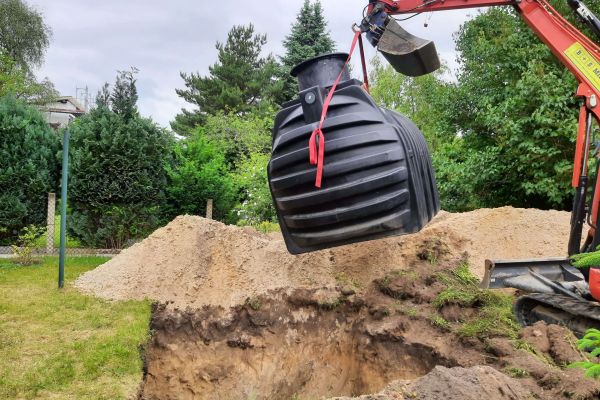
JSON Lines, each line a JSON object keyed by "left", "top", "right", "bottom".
{"left": 58, "top": 130, "right": 70, "bottom": 289}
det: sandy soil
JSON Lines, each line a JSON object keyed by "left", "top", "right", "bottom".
{"left": 72, "top": 206, "right": 599, "bottom": 400}
{"left": 75, "top": 206, "right": 575, "bottom": 308}
{"left": 138, "top": 255, "right": 600, "bottom": 400}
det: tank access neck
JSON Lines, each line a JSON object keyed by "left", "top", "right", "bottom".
{"left": 291, "top": 53, "right": 351, "bottom": 91}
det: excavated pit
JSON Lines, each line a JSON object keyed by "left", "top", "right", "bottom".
{"left": 138, "top": 288, "right": 456, "bottom": 400}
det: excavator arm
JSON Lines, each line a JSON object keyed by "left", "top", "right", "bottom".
{"left": 361, "top": 0, "right": 600, "bottom": 307}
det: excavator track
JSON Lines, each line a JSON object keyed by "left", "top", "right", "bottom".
{"left": 515, "top": 293, "right": 600, "bottom": 337}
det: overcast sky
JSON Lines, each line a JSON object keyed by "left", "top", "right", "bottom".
{"left": 33, "top": 1, "right": 478, "bottom": 128}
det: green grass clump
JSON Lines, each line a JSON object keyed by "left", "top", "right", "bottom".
{"left": 334, "top": 272, "right": 362, "bottom": 289}
{"left": 0, "top": 256, "right": 150, "bottom": 399}
{"left": 504, "top": 366, "right": 529, "bottom": 378}
{"left": 434, "top": 263, "right": 519, "bottom": 340}
{"left": 428, "top": 315, "right": 451, "bottom": 331}
{"left": 458, "top": 293, "right": 520, "bottom": 339}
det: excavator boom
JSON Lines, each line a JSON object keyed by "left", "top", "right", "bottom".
{"left": 359, "top": 0, "right": 600, "bottom": 328}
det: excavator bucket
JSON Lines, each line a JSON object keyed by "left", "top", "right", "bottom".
{"left": 376, "top": 18, "right": 441, "bottom": 77}
{"left": 481, "top": 258, "right": 585, "bottom": 294}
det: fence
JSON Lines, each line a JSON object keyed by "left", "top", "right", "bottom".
{"left": 0, "top": 246, "right": 121, "bottom": 258}
{"left": 2, "top": 195, "right": 216, "bottom": 259}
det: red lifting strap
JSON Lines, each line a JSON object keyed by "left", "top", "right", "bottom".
{"left": 308, "top": 30, "right": 366, "bottom": 188}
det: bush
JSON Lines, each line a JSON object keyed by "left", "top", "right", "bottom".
{"left": 0, "top": 96, "right": 59, "bottom": 244}
{"left": 68, "top": 72, "right": 172, "bottom": 248}
{"left": 233, "top": 152, "right": 276, "bottom": 225}
{"left": 164, "top": 133, "right": 238, "bottom": 222}
{"left": 11, "top": 224, "right": 45, "bottom": 265}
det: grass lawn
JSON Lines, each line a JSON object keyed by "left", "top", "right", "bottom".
{"left": 0, "top": 256, "right": 151, "bottom": 399}
{"left": 33, "top": 215, "right": 82, "bottom": 249}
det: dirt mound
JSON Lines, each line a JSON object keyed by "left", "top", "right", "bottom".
{"left": 75, "top": 207, "right": 573, "bottom": 308}
{"left": 334, "top": 366, "right": 532, "bottom": 400}
{"left": 75, "top": 207, "right": 569, "bottom": 307}
{"left": 138, "top": 256, "right": 600, "bottom": 400}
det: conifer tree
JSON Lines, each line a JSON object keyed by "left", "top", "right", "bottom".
{"left": 278, "top": 0, "right": 336, "bottom": 103}
{"left": 171, "top": 24, "right": 278, "bottom": 135}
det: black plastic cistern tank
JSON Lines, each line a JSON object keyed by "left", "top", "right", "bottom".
{"left": 269, "top": 53, "right": 440, "bottom": 255}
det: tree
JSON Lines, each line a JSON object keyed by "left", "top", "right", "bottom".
{"left": 198, "top": 111, "right": 273, "bottom": 166}
{"left": 172, "top": 24, "right": 279, "bottom": 135}
{"left": 0, "top": 96, "right": 59, "bottom": 244}
{"left": 441, "top": 6, "right": 580, "bottom": 211}
{"left": 0, "top": 0, "right": 51, "bottom": 70}
{"left": 278, "top": 0, "right": 336, "bottom": 103}
{"left": 369, "top": 56, "right": 453, "bottom": 149}
{"left": 68, "top": 70, "right": 172, "bottom": 248}
{"left": 0, "top": 0, "right": 56, "bottom": 104}
{"left": 233, "top": 152, "right": 277, "bottom": 225}
{"left": 0, "top": 53, "right": 58, "bottom": 103}
{"left": 164, "top": 134, "right": 238, "bottom": 222}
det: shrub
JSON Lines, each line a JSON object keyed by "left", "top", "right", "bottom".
{"left": 68, "top": 71, "right": 172, "bottom": 248}
{"left": 0, "top": 96, "right": 59, "bottom": 244}
{"left": 11, "top": 224, "right": 45, "bottom": 265}
{"left": 233, "top": 152, "right": 276, "bottom": 225}
{"left": 164, "top": 133, "right": 237, "bottom": 222}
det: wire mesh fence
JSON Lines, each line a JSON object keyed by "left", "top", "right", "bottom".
{"left": 0, "top": 246, "right": 121, "bottom": 257}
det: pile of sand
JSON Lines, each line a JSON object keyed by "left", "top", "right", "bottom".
{"left": 75, "top": 206, "right": 576, "bottom": 308}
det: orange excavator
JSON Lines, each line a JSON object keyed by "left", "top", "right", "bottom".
{"left": 268, "top": 0, "right": 600, "bottom": 335}
{"left": 361, "top": 0, "right": 600, "bottom": 335}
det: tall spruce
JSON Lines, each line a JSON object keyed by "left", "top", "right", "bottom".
{"left": 279, "top": 0, "right": 336, "bottom": 103}
{"left": 171, "top": 24, "right": 278, "bottom": 135}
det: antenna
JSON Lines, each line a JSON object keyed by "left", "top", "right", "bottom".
{"left": 75, "top": 86, "right": 91, "bottom": 111}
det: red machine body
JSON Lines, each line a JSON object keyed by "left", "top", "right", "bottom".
{"left": 366, "top": 0, "right": 600, "bottom": 300}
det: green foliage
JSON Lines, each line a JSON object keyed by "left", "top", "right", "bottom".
{"left": 249, "top": 221, "right": 280, "bottom": 234}
{"left": 111, "top": 67, "right": 139, "bottom": 120}
{"left": 172, "top": 24, "right": 280, "bottom": 135}
{"left": 369, "top": 57, "right": 453, "bottom": 148}
{"left": 200, "top": 111, "right": 273, "bottom": 165}
{"left": 0, "top": 0, "right": 51, "bottom": 70}
{"left": 428, "top": 315, "right": 451, "bottom": 331}
{"left": 10, "top": 224, "right": 44, "bottom": 265}
{"left": 440, "top": 7, "right": 581, "bottom": 211}
{"left": 278, "top": 0, "right": 336, "bottom": 103}
{"left": 0, "top": 96, "right": 59, "bottom": 244}
{"left": 33, "top": 215, "right": 81, "bottom": 248}
{"left": 164, "top": 132, "right": 238, "bottom": 222}
{"left": 233, "top": 152, "right": 277, "bottom": 225}
{"left": 504, "top": 366, "right": 529, "bottom": 378}
{"left": 68, "top": 71, "right": 172, "bottom": 248}
{"left": 571, "top": 247, "right": 600, "bottom": 268}
{"left": 569, "top": 328, "right": 600, "bottom": 378}
{"left": 0, "top": 53, "right": 57, "bottom": 102}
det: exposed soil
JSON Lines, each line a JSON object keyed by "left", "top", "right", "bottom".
{"left": 75, "top": 207, "right": 576, "bottom": 308}
{"left": 73, "top": 206, "right": 598, "bottom": 399}
{"left": 138, "top": 254, "right": 600, "bottom": 400}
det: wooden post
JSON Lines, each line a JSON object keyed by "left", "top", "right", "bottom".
{"left": 46, "top": 193, "right": 56, "bottom": 254}
{"left": 206, "top": 199, "right": 213, "bottom": 220}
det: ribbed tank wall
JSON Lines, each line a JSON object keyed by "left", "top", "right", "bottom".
{"left": 269, "top": 79, "right": 439, "bottom": 254}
